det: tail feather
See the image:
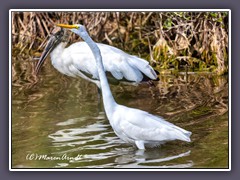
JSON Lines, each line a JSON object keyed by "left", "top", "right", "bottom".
{"left": 128, "top": 56, "right": 158, "bottom": 80}
{"left": 174, "top": 128, "right": 192, "bottom": 142}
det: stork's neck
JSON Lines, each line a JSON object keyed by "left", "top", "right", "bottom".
{"left": 50, "top": 42, "right": 67, "bottom": 62}
{"left": 78, "top": 30, "right": 117, "bottom": 117}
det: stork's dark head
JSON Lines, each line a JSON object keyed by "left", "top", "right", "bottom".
{"left": 35, "top": 27, "right": 68, "bottom": 74}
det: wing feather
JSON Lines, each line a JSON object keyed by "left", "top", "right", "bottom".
{"left": 63, "top": 42, "right": 157, "bottom": 82}
{"left": 115, "top": 106, "right": 191, "bottom": 142}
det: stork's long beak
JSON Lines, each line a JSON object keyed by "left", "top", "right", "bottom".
{"left": 57, "top": 24, "right": 78, "bottom": 29}
{"left": 35, "top": 35, "right": 59, "bottom": 74}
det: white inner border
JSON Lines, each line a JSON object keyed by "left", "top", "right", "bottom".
{"left": 9, "top": 9, "right": 231, "bottom": 171}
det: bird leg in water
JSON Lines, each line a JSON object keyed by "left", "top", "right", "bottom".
{"left": 135, "top": 140, "right": 145, "bottom": 150}
{"left": 97, "top": 87, "right": 102, "bottom": 101}
{"left": 96, "top": 87, "right": 102, "bottom": 111}
{"left": 96, "top": 87, "right": 106, "bottom": 115}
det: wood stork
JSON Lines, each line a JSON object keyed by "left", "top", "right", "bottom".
{"left": 35, "top": 27, "right": 159, "bottom": 88}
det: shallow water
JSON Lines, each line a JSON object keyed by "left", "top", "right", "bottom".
{"left": 11, "top": 58, "right": 229, "bottom": 169}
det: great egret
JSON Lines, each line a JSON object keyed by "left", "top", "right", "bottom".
{"left": 57, "top": 23, "right": 192, "bottom": 150}
{"left": 35, "top": 27, "right": 159, "bottom": 88}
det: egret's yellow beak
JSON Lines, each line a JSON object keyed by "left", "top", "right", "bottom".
{"left": 57, "top": 24, "right": 79, "bottom": 29}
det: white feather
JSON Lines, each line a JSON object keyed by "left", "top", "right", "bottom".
{"left": 112, "top": 105, "right": 191, "bottom": 145}
{"left": 50, "top": 41, "right": 157, "bottom": 85}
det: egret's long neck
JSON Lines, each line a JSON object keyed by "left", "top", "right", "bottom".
{"left": 79, "top": 30, "right": 117, "bottom": 115}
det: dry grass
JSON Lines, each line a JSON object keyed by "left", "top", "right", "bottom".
{"left": 11, "top": 11, "right": 229, "bottom": 75}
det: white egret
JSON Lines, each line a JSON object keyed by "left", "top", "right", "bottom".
{"left": 57, "top": 24, "right": 192, "bottom": 150}
{"left": 35, "top": 27, "right": 159, "bottom": 88}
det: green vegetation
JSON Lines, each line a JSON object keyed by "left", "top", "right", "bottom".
{"left": 12, "top": 12, "right": 229, "bottom": 75}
